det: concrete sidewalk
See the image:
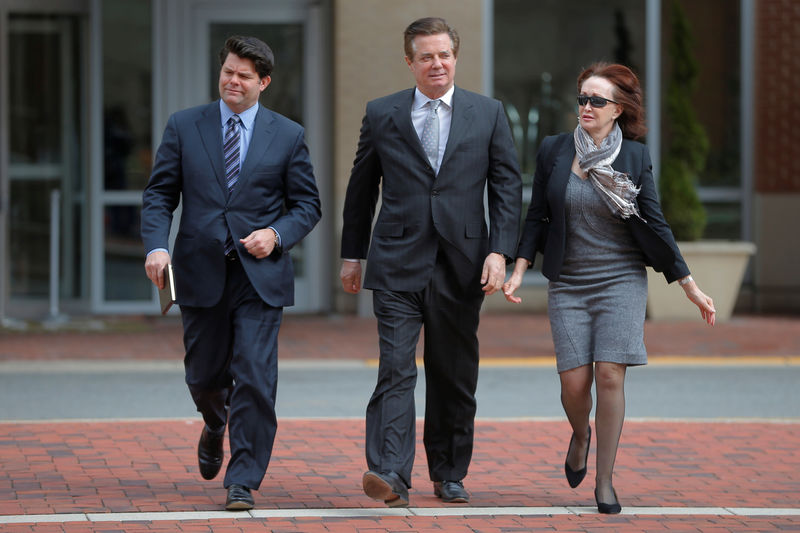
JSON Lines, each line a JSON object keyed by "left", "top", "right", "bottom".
{"left": 2, "top": 312, "right": 800, "bottom": 361}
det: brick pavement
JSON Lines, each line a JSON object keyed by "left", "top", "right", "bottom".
{"left": 2, "top": 313, "right": 800, "bottom": 361}
{"left": 1, "top": 419, "right": 799, "bottom": 531}
{"left": 6, "top": 515, "right": 800, "bottom": 533}
{"left": 2, "top": 313, "right": 799, "bottom": 531}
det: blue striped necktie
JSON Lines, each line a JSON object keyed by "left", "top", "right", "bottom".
{"left": 224, "top": 115, "right": 242, "bottom": 191}
{"left": 223, "top": 115, "right": 241, "bottom": 254}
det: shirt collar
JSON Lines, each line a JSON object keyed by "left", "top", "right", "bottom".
{"left": 220, "top": 100, "right": 259, "bottom": 131}
{"left": 413, "top": 85, "right": 455, "bottom": 111}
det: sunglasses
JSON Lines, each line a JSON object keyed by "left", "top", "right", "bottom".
{"left": 577, "top": 95, "right": 619, "bottom": 108}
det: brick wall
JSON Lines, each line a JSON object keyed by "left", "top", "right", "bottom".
{"left": 333, "top": 0, "right": 484, "bottom": 205}
{"left": 332, "top": 1, "right": 484, "bottom": 311}
{"left": 754, "top": 0, "right": 800, "bottom": 193}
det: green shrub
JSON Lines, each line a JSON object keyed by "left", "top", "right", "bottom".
{"left": 660, "top": 0, "right": 708, "bottom": 241}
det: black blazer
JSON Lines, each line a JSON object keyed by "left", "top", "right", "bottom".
{"left": 516, "top": 133, "right": 689, "bottom": 283}
{"left": 142, "top": 101, "right": 321, "bottom": 307}
{"left": 341, "top": 86, "right": 522, "bottom": 292}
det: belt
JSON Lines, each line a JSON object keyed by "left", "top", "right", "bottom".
{"left": 225, "top": 251, "right": 238, "bottom": 262}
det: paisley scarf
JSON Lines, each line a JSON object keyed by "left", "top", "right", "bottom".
{"left": 573, "top": 123, "right": 641, "bottom": 219}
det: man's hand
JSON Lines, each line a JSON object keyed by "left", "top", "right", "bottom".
{"left": 340, "top": 261, "right": 362, "bottom": 294}
{"left": 241, "top": 228, "right": 278, "bottom": 259}
{"left": 144, "top": 250, "right": 171, "bottom": 290}
{"left": 481, "top": 252, "right": 507, "bottom": 295}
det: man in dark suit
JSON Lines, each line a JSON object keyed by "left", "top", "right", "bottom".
{"left": 340, "top": 17, "right": 521, "bottom": 507}
{"left": 141, "top": 35, "right": 320, "bottom": 511}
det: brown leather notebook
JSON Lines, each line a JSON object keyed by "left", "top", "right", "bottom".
{"left": 159, "top": 264, "right": 177, "bottom": 314}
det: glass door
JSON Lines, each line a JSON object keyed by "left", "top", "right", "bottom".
{"left": 95, "top": 0, "right": 154, "bottom": 312}
{"left": 4, "top": 13, "right": 87, "bottom": 319}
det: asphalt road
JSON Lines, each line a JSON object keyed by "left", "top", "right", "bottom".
{"left": 1, "top": 360, "right": 798, "bottom": 421}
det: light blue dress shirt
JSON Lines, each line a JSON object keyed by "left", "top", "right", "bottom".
{"left": 146, "top": 100, "right": 279, "bottom": 256}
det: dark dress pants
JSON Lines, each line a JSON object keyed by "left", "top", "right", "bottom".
{"left": 180, "top": 256, "right": 283, "bottom": 490}
{"left": 367, "top": 243, "right": 483, "bottom": 488}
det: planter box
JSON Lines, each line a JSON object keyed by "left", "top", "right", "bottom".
{"left": 646, "top": 241, "right": 756, "bottom": 322}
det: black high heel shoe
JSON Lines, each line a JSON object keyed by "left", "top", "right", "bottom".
{"left": 564, "top": 426, "right": 591, "bottom": 488}
{"left": 595, "top": 487, "right": 622, "bottom": 514}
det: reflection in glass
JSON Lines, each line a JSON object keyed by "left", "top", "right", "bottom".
{"left": 104, "top": 205, "right": 151, "bottom": 301}
{"left": 667, "top": 0, "right": 740, "bottom": 190}
{"left": 101, "top": 0, "right": 152, "bottom": 303}
{"left": 8, "top": 14, "right": 84, "bottom": 301}
{"left": 9, "top": 28, "right": 61, "bottom": 164}
{"left": 703, "top": 203, "right": 741, "bottom": 240}
{"left": 9, "top": 180, "right": 57, "bottom": 297}
{"left": 663, "top": 0, "right": 741, "bottom": 240}
{"left": 103, "top": 0, "right": 152, "bottom": 192}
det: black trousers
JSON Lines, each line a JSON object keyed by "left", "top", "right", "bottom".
{"left": 366, "top": 245, "right": 484, "bottom": 488}
{"left": 180, "top": 256, "right": 283, "bottom": 490}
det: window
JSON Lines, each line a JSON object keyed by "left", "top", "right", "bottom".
{"left": 662, "top": 0, "right": 741, "bottom": 239}
{"left": 102, "top": 0, "right": 152, "bottom": 301}
{"left": 495, "top": 0, "right": 647, "bottom": 201}
{"left": 495, "top": 0, "right": 743, "bottom": 245}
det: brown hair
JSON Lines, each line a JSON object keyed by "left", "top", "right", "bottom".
{"left": 219, "top": 35, "right": 274, "bottom": 78}
{"left": 403, "top": 17, "right": 460, "bottom": 60}
{"left": 577, "top": 62, "right": 647, "bottom": 140}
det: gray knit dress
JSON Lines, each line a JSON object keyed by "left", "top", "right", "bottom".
{"left": 548, "top": 172, "right": 649, "bottom": 372}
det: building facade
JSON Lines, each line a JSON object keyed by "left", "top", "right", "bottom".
{"left": 1, "top": 0, "right": 797, "bottom": 321}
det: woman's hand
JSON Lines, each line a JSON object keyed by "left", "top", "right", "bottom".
{"left": 502, "top": 258, "right": 531, "bottom": 304}
{"left": 680, "top": 277, "right": 716, "bottom": 326}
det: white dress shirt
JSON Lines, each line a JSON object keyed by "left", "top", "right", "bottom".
{"left": 411, "top": 85, "right": 454, "bottom": 173}
{"left": 343, "top": 86, "right": 455, "bottom": 264}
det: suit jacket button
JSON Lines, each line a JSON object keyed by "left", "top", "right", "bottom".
{"left": 431, "top": 189, "right": 439, "bottom": 196}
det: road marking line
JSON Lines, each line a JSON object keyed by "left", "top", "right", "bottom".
{"left": 647, "top": 355, "right": 800, "bottom": 366}
{"left": 2, "top": 507, "right": 799, "bottom": 524}
{"left": 1, "top": 356, "right": 798, "bottom": 372}
{"left": 1, "top": 416, "right": 798, "bottom": 424}
{"left": 364, "top": 356, "right": 800, "bottom": 367}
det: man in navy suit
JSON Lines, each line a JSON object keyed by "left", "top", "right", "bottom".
{"left": 142, "top": 35, "right": 320, "bottom": 510}
{"left": 340, "top": 17, "right": 521, "bottom": 507}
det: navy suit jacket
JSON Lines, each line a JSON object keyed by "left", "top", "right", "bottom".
{"left": 142, "top": 101, "right": 321, "bottom": 308}
{"left": 341, "top": 86, "right": 522, "bottom": 292}
{"left": 517, "top": 132, "right": 690, "bottom": 283}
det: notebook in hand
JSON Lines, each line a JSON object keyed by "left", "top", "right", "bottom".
{"left": 159, "top": 264, "right": 177, "bottom": 314}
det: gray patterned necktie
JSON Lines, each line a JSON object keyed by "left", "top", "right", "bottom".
{"left": 420, "top": 99, "right": 441, "bottom": 171}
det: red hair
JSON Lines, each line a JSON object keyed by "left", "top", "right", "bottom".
{"left": 577, "top": 63, "right": 647, "bottom": 140}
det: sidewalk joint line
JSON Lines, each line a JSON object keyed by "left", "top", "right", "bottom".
{"left": 2, "top": 506, "right": 799, "bottom": 525}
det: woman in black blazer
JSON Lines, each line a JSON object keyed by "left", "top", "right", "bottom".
{"left": 503, "top": 63, "right": 715, "bottom": 514}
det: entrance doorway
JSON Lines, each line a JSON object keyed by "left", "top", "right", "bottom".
{"left": 2, "top": 11, "right": 88, "bottom": 320}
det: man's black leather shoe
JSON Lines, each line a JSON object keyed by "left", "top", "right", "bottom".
{"left": 225, "top": 484, "right": 254, "bottom": 511}
{"left": 433, "top": 480, "right": 469, "bottom": 503}
{"left": 197, "top": 425, "right": 225, "bottom": 480}
{"left": 362, "top": 470, "right": 409, "bottom": 507}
